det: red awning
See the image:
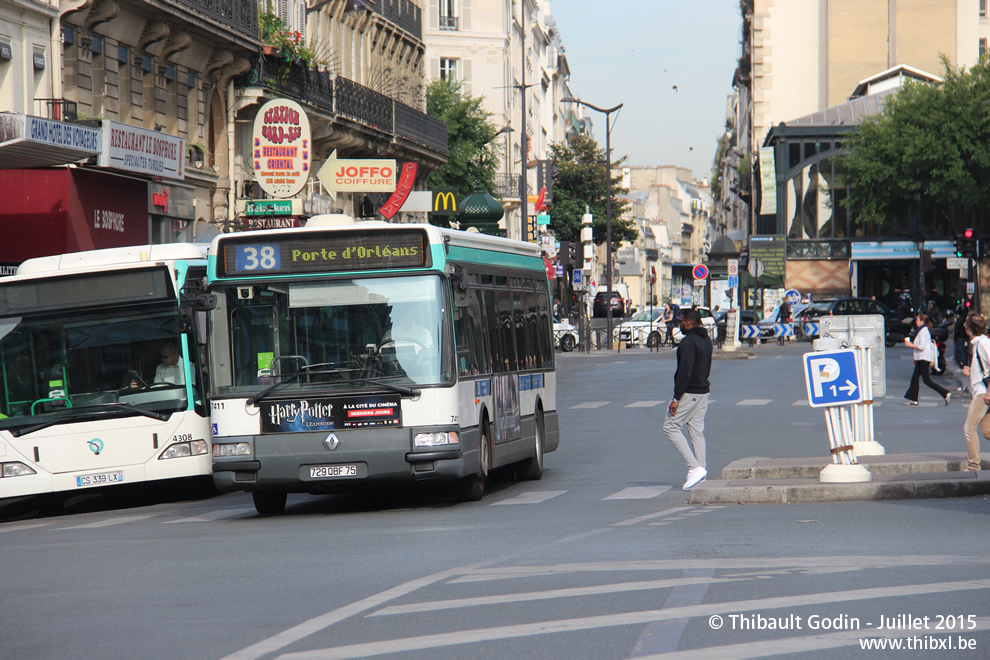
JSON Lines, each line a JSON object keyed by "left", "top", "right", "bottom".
{"left": 0, "top": 168, "right": 148, "bottom": 262}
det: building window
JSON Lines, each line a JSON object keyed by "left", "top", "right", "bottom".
{"left": 982, "top": 0, "right": 987, "bottom": 18}
{"left": 982, "top": 38, "right": 988, "bottom": 59}
{"left": 439, "top": 57, "right": 458, "bottom": 81}
{"left": 439, "top": 0, "right": 459, "bottom": 30}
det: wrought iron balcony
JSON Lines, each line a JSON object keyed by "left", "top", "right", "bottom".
{"left": 244, "top": 55, "right": 447, "bottom": 157}
{"left": 367, "top": 0, "right": 422, "bottom": 39}
{"left": 495, "top": 174, "right": 521, "bottom": 199}
{"left": 394, "top": 101, "right": 447, "bottom": 153}
{"left": 439, "top": 16, "right": 459, "bottom": 30}
{"left": 173, "top": 0, "right": 258, "bottom": 42}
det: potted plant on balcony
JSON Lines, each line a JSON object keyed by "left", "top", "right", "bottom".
{"left": 259, "top": 8, "right": 319, "bottom": 69}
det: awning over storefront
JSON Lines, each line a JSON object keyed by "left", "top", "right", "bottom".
{"left": 851, "top": 240, "right": 956, "bottom": 261}
{"left": 0, "top": 168, "right": 148, "bottom": 262}
{"left": 0, "top": 115, "right": 101, "bottom": 169}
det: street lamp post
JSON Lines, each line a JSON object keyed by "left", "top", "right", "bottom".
{"left": 561, "top": 95, "right": 623, "bottom": 348}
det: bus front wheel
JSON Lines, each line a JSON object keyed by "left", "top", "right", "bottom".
{"left": 252, "top": 490, "right": 287, "bottom": 515}
{"left": 456, "top": 423, "right": 491, "bottom": 502}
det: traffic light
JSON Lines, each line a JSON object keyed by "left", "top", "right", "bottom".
{"left": 559, "top": 241, "right": 571, "bottom": 269}
{"left": 570, "top": 242, "right": 581, "bottom": 266}
{"left": 956, "top": 228, "right": 977, "bottom": 258}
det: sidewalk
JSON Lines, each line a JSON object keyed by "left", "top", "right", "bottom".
{"left": 689, "top": 338, "right": 990, "bottom": 504}
{"left": 688, "top": 452, "right": 990, "bottom": 504}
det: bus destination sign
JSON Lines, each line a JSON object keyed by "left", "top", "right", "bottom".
{"left": 219, "top": 229, "right": 430, "bottom": 276}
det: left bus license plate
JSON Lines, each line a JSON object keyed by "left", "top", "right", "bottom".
{"left": 310, "top": 465, "right": 357, "bottom": 478}
{"left": 76, "top": 471, "right": 124, "bottom": 487}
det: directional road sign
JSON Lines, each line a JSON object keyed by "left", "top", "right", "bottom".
{"left": 784, "top": 289, "right": 801, "bottom": 305}
{"left": 728, "top": 275, "right": 739, "bottom": 288}
{"left": 802, "top": 322, "right": 820, "bottom": 338}
{"left": 803, "top": 349, "right": 863, "bottom": 408}
{"left": 774, "top": 322, "right": 793, "bottom": 337}
{"left": 740, "top": 325, "right": 760, "bottom": 340}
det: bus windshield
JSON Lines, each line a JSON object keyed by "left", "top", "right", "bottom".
{"left": 211, "top": 274, "right": 454, "bottom": 396}
{"left": 0, "top": 304, "right": 190, "bottom": 431}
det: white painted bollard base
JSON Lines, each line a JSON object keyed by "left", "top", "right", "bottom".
{"left": 819, "top": 463, "right": 872, "bottom": 483}
{"left": 851, "top": 441, "right": 885, "bottom": 456}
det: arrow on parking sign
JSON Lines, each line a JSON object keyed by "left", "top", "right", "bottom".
{"left": 839, "top": 380, "right": 857, "bottom": 396}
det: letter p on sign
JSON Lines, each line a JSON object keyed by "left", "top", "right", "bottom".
{"left": 809, "top": 357, "right": 839, "bottom": 398}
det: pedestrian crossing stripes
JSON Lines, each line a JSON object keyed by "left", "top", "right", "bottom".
{"left": 602, "top": 486, "right": 672, "bottom": 500}
{"left": 61, "top": 515, "right": 153, "bottom": 530}
{"left": 491, "top": 490, "right": 567, "bottom": 505}
{"left": 163, "top": 508, "right": 256, "bottom": 523}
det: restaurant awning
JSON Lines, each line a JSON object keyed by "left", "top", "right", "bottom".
{"left": 0, "top": 114, "right": 102, "bottom": 169}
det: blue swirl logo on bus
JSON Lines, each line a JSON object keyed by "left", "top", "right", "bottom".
{"left": 87, "top": 438, "right": 104, "bottom": 455}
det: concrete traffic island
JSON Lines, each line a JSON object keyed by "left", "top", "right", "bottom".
{"left": 688, "top": 453, "right": 990, "bottom": 504}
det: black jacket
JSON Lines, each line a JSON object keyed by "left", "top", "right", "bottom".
{"left": 673, "top": 326, "right": 712, "bottom": 400}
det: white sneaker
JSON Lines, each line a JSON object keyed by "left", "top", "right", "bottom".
{"left": 683, "top": 467, "right": 707, "bottom": 491}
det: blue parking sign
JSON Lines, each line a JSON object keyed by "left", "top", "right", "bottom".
{"left": 803, "top": 349, "right": 863, "bottom": 408}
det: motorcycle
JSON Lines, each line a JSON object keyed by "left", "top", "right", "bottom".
{"left": 931, "top": 324, "right": 948, "bottom": 376}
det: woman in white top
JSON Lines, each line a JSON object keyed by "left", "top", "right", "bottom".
{"left": 902, "top": 313, "right": 951, "bottom": 406}
{"left": 960, "top": 313, "right": 990, "bottom": 471}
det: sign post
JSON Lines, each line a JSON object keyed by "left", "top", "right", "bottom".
{"left": 803, "top": 338, "right": 872, "bottom": 483}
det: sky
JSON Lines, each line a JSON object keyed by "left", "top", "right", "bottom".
{"left": 550, "top": 0, "right": 743, "bottom": 181}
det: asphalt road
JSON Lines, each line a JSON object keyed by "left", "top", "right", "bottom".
{"left": 2, "top": 341, "right": 988, "bottom": 659}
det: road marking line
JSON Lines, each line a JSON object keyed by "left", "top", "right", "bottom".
{"left": 276, "top": 580, "right": 990, "bottom": 659}
{"left": 370, "top": 575, "right": 743, "bottom": 617}
{"left": 61, "top": 515, "right": 153, "bottom": 529}
{"left": 736, "top": 399, "right": 772, "bottom": 406}
{"left": 602, "top": 486, "right": 671, "bottom": 500}
{"left": 612, "top": 506, "right": 694, "bottom": 527}
{"left": 626, "top": 401, "right": 664, "bottom": 408}
{"left": 631, "top": 568, "right": 713, "bottom": 656}
{"left": 570, "top": 401, "right": 610, "bottom": 409}
{"left": 0, "top": 522, "right": 55, "bottom": 534}
{"left": 491, "top": 491, "right": 567, "bottom": 506}
{"left": 164, "top": 508, "right": 256, "bottom": 523}
{"left": 634, "top": 616, "right": 990, "bottom": 659}
{"left": 792, "top": 400, "right": 807, "bottom": 406}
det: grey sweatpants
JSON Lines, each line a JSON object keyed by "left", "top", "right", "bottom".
{"left": 663, "top": 392, "right": 709, "bottom": 470}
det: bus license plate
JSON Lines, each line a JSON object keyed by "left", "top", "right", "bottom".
{"left": 310, "top": 465, "right": 357, "bottom": 478}
{"left": 76, "top": 471, "right": 124, "bottom": 487}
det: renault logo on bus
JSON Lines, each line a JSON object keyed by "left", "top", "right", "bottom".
{"left": 432, "top": 188, "right": 458, "bottom": 216}
{"left": 324, "top": 433, "right": 340, "bottom": 451}
{"left": 87, "top": 438, "right": 104, "bottom": 455}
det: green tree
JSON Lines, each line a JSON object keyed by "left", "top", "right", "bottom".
{"left": 837, "top": 56, "right": 990, "bottom": 229}
{"left": 425, "top": 78, "right": 501, "bottom": 226}
{"left": 547, "top": 132, "right": 636, "bottom": 246}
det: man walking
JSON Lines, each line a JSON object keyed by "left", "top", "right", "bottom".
{"left": 663, "top": 308, "right": 713, "bottom": 490}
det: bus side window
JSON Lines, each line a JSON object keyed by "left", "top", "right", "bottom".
{"left": 482, "top": 289, "right": 503, "bottom": 373}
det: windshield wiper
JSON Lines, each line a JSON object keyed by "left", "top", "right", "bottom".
{"left": 247, "top": 368, "right": 420, "bottom": 405}
{"left": 9, "top": 403, "right": 170, "bottom": 437}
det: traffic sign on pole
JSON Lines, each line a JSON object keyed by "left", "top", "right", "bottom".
{"left": 803, "top": 349, "right": 863, "bottom": 408}
{"left": 692, "top": 264, "right": 709, "bottom": 280}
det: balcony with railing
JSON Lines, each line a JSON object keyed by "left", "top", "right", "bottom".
{"left": 496, "top": 174, "right": 521, "bottom": 199}
{"left": 246, "top": 55, "right": 447, "bottom": 157}
{"left": 368, "top": 0, "right": 423, "bottom": 39}
{"left": 439, "top": 16, "right": 459, "bottom": 30}
{"left": 173, "top": 0, "right": 258, "bottom": 43}
{"left": 35, "top": 98, "right": 78, "bottom": 122}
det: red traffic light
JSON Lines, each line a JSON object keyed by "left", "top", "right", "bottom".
{"left": 964, "top": 228, "right": 974, "bottom": 238}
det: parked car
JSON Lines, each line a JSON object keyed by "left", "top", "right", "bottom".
{"left": 553, "top": 317, "right": 579, "bottom": 352}
{"left": 593, "top": 291, "right": 628, "bottom": 318}
{"left": 796, "top": 297, "right": 896, "bottom": 340}
{"left": 759, "top": 303, "right": 809, "bottom": 340}
{"left": 613, "top": 308, "right": 664, "bottom": 346}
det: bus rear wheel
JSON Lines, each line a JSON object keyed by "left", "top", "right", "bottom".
{"left": 519, "top": 410, "right": 544, "bottom": 481}
{"left": 456, "top": 422, "right": 491, "bottom": 502}
{"left": 252, "top": 490, "right": 287, "bottom": 515}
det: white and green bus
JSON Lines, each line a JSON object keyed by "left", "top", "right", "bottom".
{"left": 207, "top": 219, "right": 560, "bottom": 514}
{"left": 0, "top": 244, "right": 215, "bottom": 507}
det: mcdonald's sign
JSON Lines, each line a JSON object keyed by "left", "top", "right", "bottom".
{"left": 431, "top": 188, "right": 458, "bottom": 216}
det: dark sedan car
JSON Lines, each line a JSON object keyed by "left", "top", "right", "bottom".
{"left": 593, "top": 291, "right": 627, "bottom": 318}
{"left": 797, "top": 297, "right": 895, "bottom": 339}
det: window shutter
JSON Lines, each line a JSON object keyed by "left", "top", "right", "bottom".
{"left": 277, "top": 0, "right": 289, "bottom": 24}
{"left": 462, "top": 58, "right": 472, "bottom": 95}
{"left": 430, "top": 57, "right": 439, "bottom": 80}
{"left": 297, "top": 1, "right": 306, "bottom": 35}
{"left": 429, "top": 0, "right": 439, "bottom": 29}
{"left": 461, "top": 0, "right": 471, "bottom": 30}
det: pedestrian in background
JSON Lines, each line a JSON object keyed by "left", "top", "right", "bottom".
{"left": 961, "top": 313, "right": 990, "bottom": 472}
{"left": 662, "top": 303, "right": 677, "bottom": 347}
{"left": 777, "top": 299, "right": 791, "bottom": 346}
{"left": 903, "top": 313, "right": 951, "bottom": 406}
{"left": 953, "top": 304, "right": 969, "bottom": 369}
{"left": 663, "top": 308, "right": 713, "bottom": 490}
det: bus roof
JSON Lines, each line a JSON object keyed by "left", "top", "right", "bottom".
{"left": 16, "top": 243, "right": 209, "bottom": 277}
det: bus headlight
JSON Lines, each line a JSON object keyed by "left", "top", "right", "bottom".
{"left": 414, "top": 432, "right": 459, "bottom": 447}
{"left": 160, "top": 440, "right": 209, "bottom": 460}
{"left": 213, "top": 442, "right": 252, "bottom": 457}
{"left": 2, "top": 462, "right": 37, "bottom": 477}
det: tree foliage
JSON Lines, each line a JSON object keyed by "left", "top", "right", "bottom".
{"left": 547, "top": 132, "right": 636, "bottom": 246}
{"left": 425, "top": 78, "right": 501, "bottom": 226}
{"left": 838, "top": 56, "right": 990, "bottom": 230}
